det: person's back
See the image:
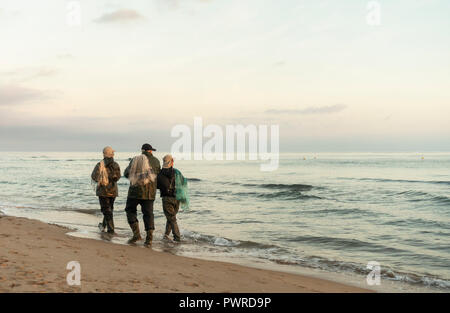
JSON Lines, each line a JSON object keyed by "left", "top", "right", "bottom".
{"left": 92, "top": 157, "right": 121, "bottom": 198}
{"left": 158, "top": 167, "right": 176, "bottom": 198}
{"left": 124, "top": 150, "right": 161, "bottom": 200}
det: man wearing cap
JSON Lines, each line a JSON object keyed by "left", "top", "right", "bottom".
{"left": 157, "top": 154, "right": 184, "bottom": 242}
{"left": 91, "top": 146, "right": 121, "bottom": 234}
{"left": 124, "top": 143, "right": 161, "bottom": 246}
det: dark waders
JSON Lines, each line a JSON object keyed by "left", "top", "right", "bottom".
{"left": 125, "top": 198, "right": 155, "bottom": 246}
{"left": 99, "top": 197, "right": 115, "bottom": 233}
{"left": 162, "top": 197, "right": 181, "bottom": 241}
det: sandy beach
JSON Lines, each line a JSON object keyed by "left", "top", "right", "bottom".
{"left": 0, "top": 215, "right": 372, "bottom": 293}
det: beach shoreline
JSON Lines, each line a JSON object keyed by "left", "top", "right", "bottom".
{"left": 0, "top": 215, "right": 373, "bottom": 293}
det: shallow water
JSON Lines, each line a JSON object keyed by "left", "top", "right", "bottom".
{"left": 0, "top": 152, "right": 449, "bottom": 291}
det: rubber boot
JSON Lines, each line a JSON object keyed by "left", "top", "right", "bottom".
{"left": 98, "top": 217, "right": 106, "bottom": 232}
{"left": 165, "top": 221, "right": 172, "bottom": 238}
{"left": 98, "top": 222, "right": 106, "bottom": 233}
{"left": 144, "top": 230, "right": 153, "bottom": 247}
{"left": 106, "top": 216, "right": 116, "bottom": 235}
{"left": 172, "top": 222, "right": 181, "bottom": 242}
{"left": 127, "top": 222, "right": 142, "bottom": 244}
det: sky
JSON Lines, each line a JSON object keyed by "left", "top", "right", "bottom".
{"left": 0, "top": 0, "right": 449, "bottom": 152}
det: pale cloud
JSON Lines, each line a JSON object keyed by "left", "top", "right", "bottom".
{"left": 0, "top": 85, "right": 48, "bottom": 106}
{"left": 1, "top": 67, "right": 57, "bottom": 83}
{"left": 94, "top": 9, "right": 145, "bottom": 23}
{"left": 266, "top": 104, "right": 347, "bottom": 115}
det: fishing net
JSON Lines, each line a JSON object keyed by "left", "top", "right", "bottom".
{"left": 97, "top": 160, "right": 109, "bottom": 186}
{"left": 91, "top": 160, "right": 109, "bottom": 192}
{"left": 174, "top": 168, "right": 190, "bottom": 210}
{"left": 128, "top": 154, "right": 156, "bottom": 186}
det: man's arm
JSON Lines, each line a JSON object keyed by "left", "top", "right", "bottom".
{"left": 124, "top": 160, "right": 132, "bottom": 179}
{"left": 151, "top": 157, "right": 161, "bottom": 175}
{"left": 110, "top": 163, "right": 121, "bottom": 182}
{"left": 91, "top": 163, "right": 99, "bottom": 182}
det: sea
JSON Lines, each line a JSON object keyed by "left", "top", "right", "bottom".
{"left": 0, "top": 151, "right": 449, "bottom": 292}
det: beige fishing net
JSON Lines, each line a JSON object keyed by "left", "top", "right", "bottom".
{"left": 97, "top": 160, "right": 109, "bottom": 187}
{"left": 128, "top": 155, "right": 156, "bottom": 186}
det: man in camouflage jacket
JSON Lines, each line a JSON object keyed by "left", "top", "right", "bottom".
{"left": 91, "top": 146, "right": 121, "bottom": 234}
{"left": 124, "top": 143, "right": 161, "bottom": 246}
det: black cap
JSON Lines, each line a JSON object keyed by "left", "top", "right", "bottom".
{"left": 141, "top": 143, "right": 156, "bottom": 151}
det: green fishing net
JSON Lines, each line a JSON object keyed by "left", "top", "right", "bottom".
{"left": 174, "top": 168, "right": 190, "bottom": 210}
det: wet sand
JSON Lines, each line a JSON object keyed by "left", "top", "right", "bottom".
{"left": 0, "top": 215, "right": 373, "bottom": 293}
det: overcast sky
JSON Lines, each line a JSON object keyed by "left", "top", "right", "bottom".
{"left": 1, "top": 0, "right": 449, "bottom": 152}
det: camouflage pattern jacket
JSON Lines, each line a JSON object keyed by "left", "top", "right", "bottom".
{"left": 91, "top": 157, "right": 121, "bottom": 198}
{"left": 124, "top": 151, "right": 161, "bottom": 200}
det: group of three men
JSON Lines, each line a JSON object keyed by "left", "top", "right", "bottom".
{"left": 91, "top": 143, "right": 184, "bottom": 247}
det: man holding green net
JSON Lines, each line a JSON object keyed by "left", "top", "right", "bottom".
{"left": 157, "top": 154, "right": 189, "bottom": 242}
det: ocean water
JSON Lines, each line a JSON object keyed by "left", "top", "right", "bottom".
{"left": 0, "top": 151, "right": 449, "bottom": 292}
